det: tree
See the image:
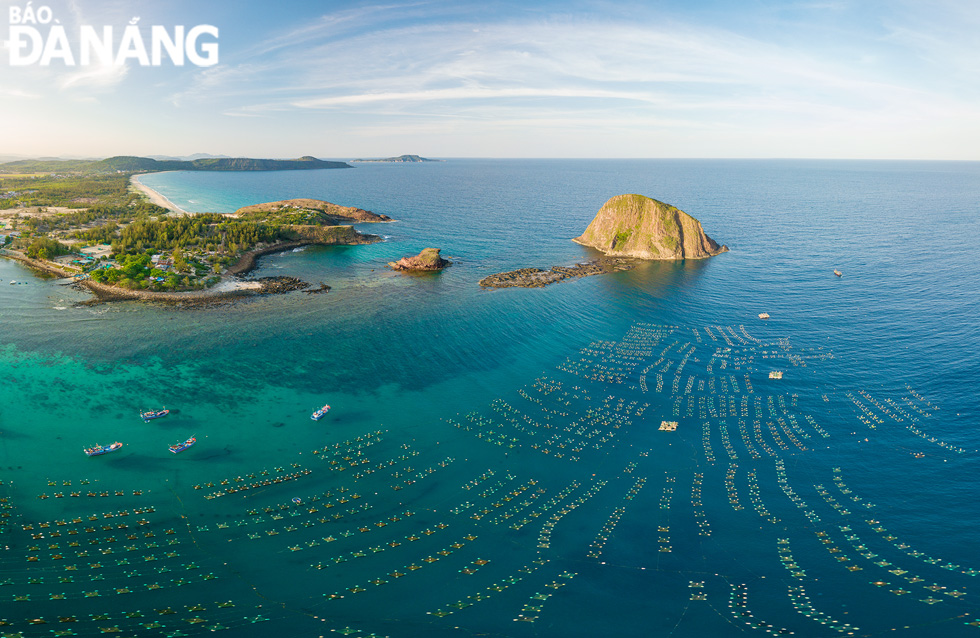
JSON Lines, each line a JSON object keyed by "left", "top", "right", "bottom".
{"left": 25, "top": 237, "right": 68, "bottom": 260}
{"left": 172, "top": 247, "right": 189, "bottom": 273}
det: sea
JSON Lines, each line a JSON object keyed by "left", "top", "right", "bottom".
{"left": 0, "top": 159, "right": 978, "bottom": 637}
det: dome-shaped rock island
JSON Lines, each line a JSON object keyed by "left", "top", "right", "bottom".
{"left": 480, "top": 194, "right": 727, "bottom": 289}
{"left": 573, "top": 194, "right": 728, "bottom": 259}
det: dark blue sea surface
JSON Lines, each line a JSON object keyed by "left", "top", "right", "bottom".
{"left": 0, "top": 159, "right": 977, "bottom": 637}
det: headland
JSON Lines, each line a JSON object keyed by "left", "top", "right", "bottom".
{"left": 0, "top": 169, "right": 390, "bottom": 306}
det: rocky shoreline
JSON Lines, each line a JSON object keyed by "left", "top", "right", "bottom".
{"left": 1, "top": 240, "right": 348, "bottom": 307}
{"left": 479, "top": 257, "right": 636, "bottom": 289}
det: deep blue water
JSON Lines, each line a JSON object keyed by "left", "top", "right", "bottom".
{"left": 0, "top": 159, "right": 978, "bottom": 637}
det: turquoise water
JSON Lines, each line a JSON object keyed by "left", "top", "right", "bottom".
{"left": 0, "top": 159, "right": 978, "bottom": 636}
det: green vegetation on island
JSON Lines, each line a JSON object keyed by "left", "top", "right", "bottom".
{"left": 0, "top": 155, "right": 351, "bottom": 175}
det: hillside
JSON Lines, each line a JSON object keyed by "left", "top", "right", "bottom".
{"left": 234, "top": 199, "right": 392, "bottom": 224}
{"left": 0, "top": 155, "right": 351, "bottom": 174}
{"left": 573, "top": 194, "right": 728, "bottom": 260}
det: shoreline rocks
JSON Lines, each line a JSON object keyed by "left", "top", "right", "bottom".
{"left": 479, "top": 258, "right": 636, "bottom": 288}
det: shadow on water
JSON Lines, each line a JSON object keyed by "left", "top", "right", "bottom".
{"left": 189, "top": 446, "right": 233, "bottom": 461}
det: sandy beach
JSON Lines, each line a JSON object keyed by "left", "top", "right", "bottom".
{"left": 131, "top": 174, "right": 188, "bottom": 215}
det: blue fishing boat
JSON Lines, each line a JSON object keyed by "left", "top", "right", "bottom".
{"left": 311, "top": 404, "right": 331, "bottom": 421}
{"left": 169, "top": 436, "right": 196, "bottom": 454}
{"left": 84, "top": 442, "right": 123, "bottom": 457}
{"left": 140, "top": 407, "right": 170, "bottom": 422}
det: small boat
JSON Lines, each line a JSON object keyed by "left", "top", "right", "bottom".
{"left": 758, "top": 312, "right": 770, "bottom": 320}
{"left": 84, "top": 442, "right": 123, "bottom": 457}
{"left": 834, "top": 269, "right": 843, "bottom": 277}
{"left": 140, "top": 407, "right": 170, "bottom": 422}
{"left": 169, "top": 436, "right": 196, "bottom": 454}
{"left": 311, "top": 404, "right": 331, "bottom": 421}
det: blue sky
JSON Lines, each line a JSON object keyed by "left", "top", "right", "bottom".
{"left": 1, "top": 0, "right": 978, "bottom": 159}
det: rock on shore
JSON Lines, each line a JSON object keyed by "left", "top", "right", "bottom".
{"left": 388, "top": 248, "right": 451, "bottom": 271}
{"left": 573, "top": 194, "right": 727, "bottom": 260}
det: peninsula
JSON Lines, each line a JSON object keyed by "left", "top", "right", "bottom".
{"left": 0, "top": 155, "right": 351, "bottom": 174}
{"left": 0, "top": 170, "right": 391, "bottom": 303}
{"left": 480, "top": 194, "right": 727, "bottom": 289}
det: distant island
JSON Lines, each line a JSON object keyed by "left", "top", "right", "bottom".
{"left": 0, "top": 155, "right": 351, "bottom": 174}
{"left": 573, "top": 194, "right": 728, "bottom": 259}
{"left": 349, "top": 155, "right": 442, "bottom": 163}
{"left": 481, "top": 194, "right": 727, "bottom": 289}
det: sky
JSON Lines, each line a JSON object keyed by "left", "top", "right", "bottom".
{"left": 1, "top": 0, "right": 978, "bottom": 159}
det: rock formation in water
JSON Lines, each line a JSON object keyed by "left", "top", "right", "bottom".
{"left": 388, "top": 248, "right": 450, "bottom": 271}
{"left": 573, "top": 194, "right": 728, "bottom": 259}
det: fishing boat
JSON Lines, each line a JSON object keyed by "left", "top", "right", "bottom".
{"left": 834, "top": 269, "right": 843, "bottom": 277}
{"left": 311, "top": 404, "right": 331, "bottom": 421}
{"left": 758, "top": 312, "right": 770, "bottom": 320}
{"left": 169, "top": 436, "right": 196, "bottom": 454}
{"left": 140, "top": 407, "right": 170, "bottom": 422}
{"left": 84, "top": 442, "right": 123, "bottom": 457}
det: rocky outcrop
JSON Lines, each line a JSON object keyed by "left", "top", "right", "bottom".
{"left": 234, "top": 199, "right": 391, "bottom": 223}
{"left": 388, "top": 247, "right": 450, "bottom": 271}
{"left": 479, "top": 258, "right": 636, "bottom": 288}
{"left": 573, "top": 194, "right": 727, "bottom": 260}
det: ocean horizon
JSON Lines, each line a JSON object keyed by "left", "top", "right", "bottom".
{"left": 2, "top": 158, "right": 978, "bottom": 637}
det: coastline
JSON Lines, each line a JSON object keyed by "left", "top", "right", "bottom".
{"left": 131, "top": 173, "right": 189, "bottom": 215}
{"left": 0, "top": 234, "right": 378, "bottom": 306}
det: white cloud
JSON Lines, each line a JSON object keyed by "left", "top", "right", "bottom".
{"left": 60, "top": 63, "right": 130, "bottom": 90}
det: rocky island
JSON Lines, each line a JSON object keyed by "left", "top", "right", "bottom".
{"left": 480, "top": 194, "right": 727, "bottom": 289}
{"left": 388, "top": 247, "right": 451, "bottom": 271}
{"left": 573, "top": 194, "right": 728, "bottom": 259}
